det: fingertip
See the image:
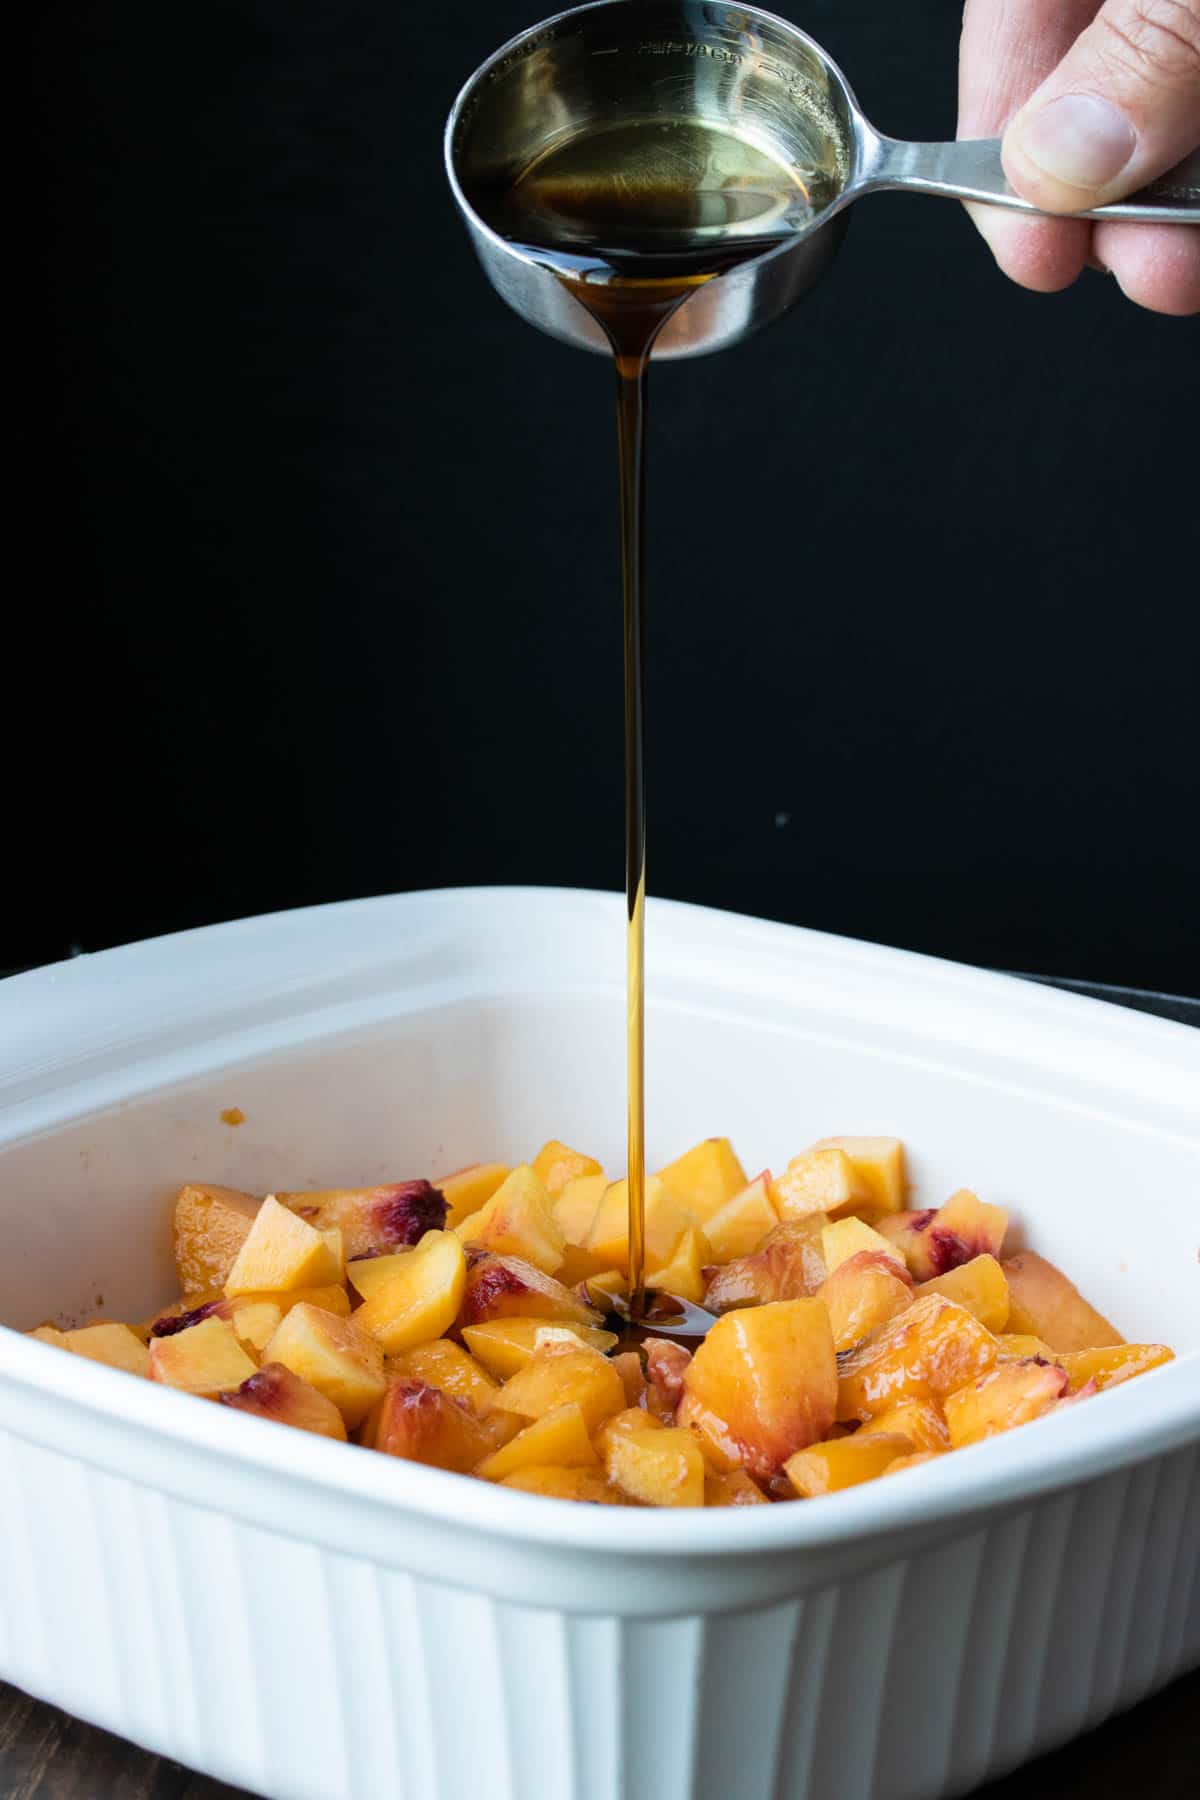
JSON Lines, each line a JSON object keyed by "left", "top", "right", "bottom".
{"left": 1092, "top": 223, "right": 1200, "bottom": 317}
{"left": 965, "top": 203, "right": 1091, "bottom": 294}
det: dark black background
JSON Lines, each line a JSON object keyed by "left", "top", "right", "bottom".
{"left": 19, "top": 1, "right": 1199, "bottom": 989}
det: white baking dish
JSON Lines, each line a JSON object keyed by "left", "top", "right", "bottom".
{"left": 0, "top": 888, "right": 1196, "bottom": 1800}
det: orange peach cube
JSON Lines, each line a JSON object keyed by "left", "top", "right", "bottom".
{"left": 817, "top": 1250, "right": 914, "bottom": 1353}
{"left": 475, "top": 1402, "right": 598, "bottom": 1481}
{"left": 917, "top": 1253, "right": 1010, "bottom": 1333}
{"left": 264, "top": 1302, "right": 386, "bottom": 1429}
{"left": 501, "top": 1466, "right": 626, "bottom": 1503}
{"left": 1057, "top": 1343, "right": 1173, "bottom": 1392}
{"left": 857, "top": 1396, "right": 949, "bottom": 1454}
{"left": 351, "top": 1229, "right": 466, "bottom": 1353}
{"left": 655, "top": 1137, "right": 748, "bottom": 1222}
{"left": 703, "top": 1173, "right": 779, "bottom": 1263}
{"left": 771, "top": 1148, "right": 873, "bottom": 1222}
{"left": 224, "top": 1197, "right": 343, "bottom": 1297}
{"left": 347, "top": 1252, "right": 413, "bottom": 1301}
{"left": 497, "top": 1344, "right": 625, "bottom": 1434}
{"left": 645, "top": 1225, "right": 711, "bottom": 1305}
{"left": 678, "top": 1299, "right": 837, "bottom": 1479}
{"left": 148, "top": 1315, "right": 258, "bottom": 1397}
{"left": 585, "top": 1176, "right": 694, "bottom": 1273}
{"left": 386, "top": 1339, "right": 500, "bottom": 1414}
{"left": 592, "top": 1406, "right": 664, "bottom": 1457}
{"left": 821, "top": 1215, "right": 907, "bottom": 1276}
{"left": 530, "top": 1141, "right": 604, "bottom": 1198}
{"left": 704, "top": 1468, "right": 769, "bottom": 1506}
{"left": 454, "top": 1164, "right": 565, "bottom": 1274}
{"left": 605, "top": 1425, "right": 706, "bottom": 1507}
{"left": 173, "top": 1183, "right": 260, "bottom": 1295}
{"left": 810, "top": 1136, "right": 905, "bottom": 1215}
{"left": 61, "top": 1323, "right": 150, "bottom": 1378}
{"left": 460, "top": 1317, "right": 617, "bottom": 1380}
{"left": 944, "top": 1359, "right": 1069, "bottom": 1447}
{"left": 836, "top": 1294, "right": 998, "bottom": 1421}
{"left": 883, "top": 1451, "right": 940, "bottom": 1477}
{"left": 551, "top": 1173, "right": 607, "bottom": 1249}
{"left": 784, "top": 1431, "right": 915, "bottom": 1497}
{"left": 1001, "top": 1251, "right": 1123, "bottom": 1351}
{"left": 436, "top": 1163, "right": 511, "bottom": 1231}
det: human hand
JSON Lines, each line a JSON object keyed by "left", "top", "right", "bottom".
{"left": 958, "top": 0, "right": 1200, "bottom": 314}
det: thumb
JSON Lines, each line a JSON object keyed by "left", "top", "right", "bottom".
{"left": 1002, "top": 0, "right": 1200, "bottom": 210}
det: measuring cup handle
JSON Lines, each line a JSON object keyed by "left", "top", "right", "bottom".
{"left": 863, "top": 136, "right": 1200, "bottom": 223}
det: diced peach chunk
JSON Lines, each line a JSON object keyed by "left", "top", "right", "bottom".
{"left": 883, "top": 1451, "right": 940, "bottom": 1477}
{"left": 219, "top": 1363, "right": 347, "bottom": 1440}
{"left": 646, "top": 1225, "right": 711, "bottom": 1305}
{"left": 224, "top": 1300, "right": 284, "bottom": 1355}
{"left": 857, "top": 1396, "right": 949, "bottom": 1454}
{"left": 917, "top": 1254, "right": 1010, "bottom": 1333}
{"left": 592, "top": 1406, "right": 663, "bottom": 1457}
{"left": 821, "top": 1216, "right": 907, "bottom": 1276}
{"left": 704, "top": 1468, "right": 769, "bottom": 1506}
{"left": 836, "top": 1294, "right": 999, "bottom": 1421}
{"left": 551, "top": 1174, "right": 607, "bottom": 1249}
{"left": 784, "top": 1431, "right": 915, "bottom": 1497}
{"left": 501, "top": 1466, "right": 626, "bottom": 1503}
{"left": 584, "top": 1176, "right": 694, "bottom": 1273}
{"left": 352, "top": 1230, "right": 466, "bottom": 1353}
{"left": 581, "top": 1268, "right": 629, "bottom": 1309}
{"left": 61, "top": 1323, "right": 150, "bottom": 1378}
{"left": 655, "top": 1138, "right": 748, "bottom": 1222}
{"left": 678, "top": 1299, "right": 837, "bottom": 1479}
{"left": 612, "top": 1349, "right": 646, "bottom": 1408}
{"left": 279, "top": 1180, "right": 448, "bottom": 1260}
{"left": 264, "top": 1302, "right": 386, "bottom": 1429}
{"left": 877, "top": 1190, "right": 1008, "bottom": 1281}
{"left": 605, "top": 1425, "right": 706, "bottom": 1507}
{"left": 224, "top": 1197, "right": 343, "bottom": 1297}
{"left": 347, "top": 1252, "right": 413, "bottom": 1301}
{"left": 643, "top": 1337, "right": 692, "bottom": 1416}
{"left": 817, "top": 1250, "right": 914, "bottom": 1353}
{"left": 27, "top": 1325, "right": 68, "bottom": 1347}
{"left": 386, "top": 1339, "right": 500, "bottom": 1414}
{"left": 459, "top": 1252, "right": 602, "bottom": 1328}
{"left": 810, "top": 1136, "right": 906, "bottom": 1215}
{"left": 1057, "top": 1343, "right": 1173, "bottom": 1392}
{"left": 771, "top": 1149, "right": 873, "bottom": 1222}
{"left": 436, "top": 1163, "right": 510, "bottom": 1230}
{"left": 945, "top": 1359, "right": 1069, "bottom": 1447}
{"left": 454, "top": 1164, "right": 565, "bottom": 1274}
{"left": 703, "top": 1218, "right": 827, "bottom": 1311}
{"left": 149, "top": 1315, "right": 258, "bottom": 1397}
{"left": 530, "top": 1141, "right": 603, "bottom": 1198}
{"left": 147, "top": 1284, "right": 349, "bottom": 1340}
{"left": 703, "top": 1173, "right": 779, "bottom": 1264}
{"left": 173, "top": 1183, "right": 260, "bottom": 1294}
{"left": 475, "top": 1402, "right": 598, "bottom": 1481}
{"left": 997, "top": 1332, "right": 1058, "bottom": 1360}
{"left": 460, "top": 1318, "right": 617, "bottom": 1380}
{"left": 371, "top": 1377, "right": 495, "bottom": 1471}
{"left": 497, "top": 1345, "right": 625, "bottom": 1434}
{"left": 1001, "top": 1251, "right": 1123, "bottom": 1351}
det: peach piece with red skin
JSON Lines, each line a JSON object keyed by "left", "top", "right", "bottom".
{"left": 836, "top": 1294, "right": 999, "bottom": 1421}
{"left": 704, "top": 1217, "right": 828, "bottom": 1311}
{"left": 945, "top": 1359, "right": 1069, "bottom": 1447}
{"left": 459, "top": 1252, "right": 602, "bottom": 1328}
{"left": 643, "top": 1337, "right": 692, "bottom": 1415}
{"left": 279, "top": 1180, "right": 448, "bottom": 1261}
{"left": 876, "top": 1190, "right": 1008, "bottom": 1282}
{"left": 371, "top": 1377, "right": 496, "bottom": 1471}
{"left": 219, "top": 1363, "right": 347, "bottom": 1440}
{"left": 678, "top": 1299, "right": 838, "bottom": 1480}
{"left": 1000, "top": 1251, "right": 1123, "bottom": 1352}
{"left": 817, "top": 1250, "right": 914, "bottom": 1353}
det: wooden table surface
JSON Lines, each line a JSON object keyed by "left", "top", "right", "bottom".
{"left": 2, "top": 976, "right": 1196, "bottom": 1797}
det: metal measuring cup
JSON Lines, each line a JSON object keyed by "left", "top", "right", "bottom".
{"left": 445, "top": 0, "right": 1200, "bottom": 359}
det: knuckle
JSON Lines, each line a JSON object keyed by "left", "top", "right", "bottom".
{"left": 1097, "top": 1, "right": 1200, "bottom": 89}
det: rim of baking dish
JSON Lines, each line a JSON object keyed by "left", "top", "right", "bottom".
{"left": 1, "top": 886, "right": 1197, "bottom": 1561}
